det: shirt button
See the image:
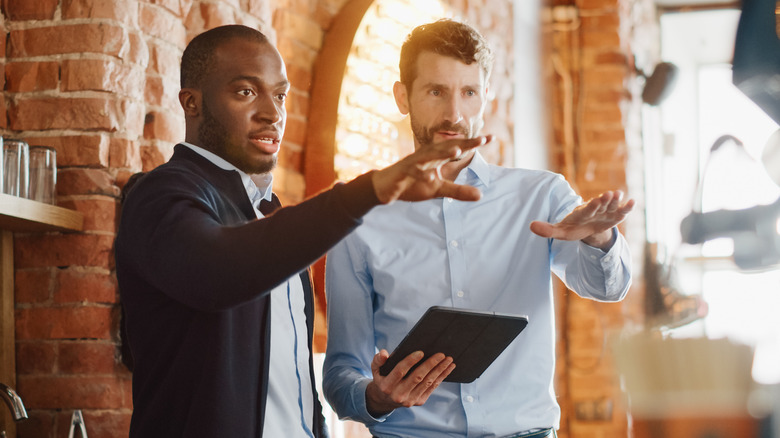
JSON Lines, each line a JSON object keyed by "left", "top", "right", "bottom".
{"left": 451, "top": 240, "right": 459, "bottom": 248}
{"left": 456, "top": 290, "right": 465, "bottom": 298}
{"left": 447, "top": 198, "right": 454, "bottom": 203}
{"left": 465, "top": 395, "right": 474, "bottom": 403}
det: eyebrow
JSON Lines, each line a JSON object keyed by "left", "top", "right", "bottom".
{"left": 419, "top": 81, "right": 481, "bottom": 91}
{"left": 231, "top": 76, "right": 290, "bottom": 90}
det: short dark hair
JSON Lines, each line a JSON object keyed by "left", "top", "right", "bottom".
{"left": 180, "top": 25, "right": 270, "bottom": 89}
{"left": 399, "top": 19, "right": 493, "bottom": 89}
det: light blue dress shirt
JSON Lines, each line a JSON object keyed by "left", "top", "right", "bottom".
{"left": 181, "top": 143, "right": 314, "bottom": 438}
{"left": 323, "top": 152, "right": 631, "bottom": 438}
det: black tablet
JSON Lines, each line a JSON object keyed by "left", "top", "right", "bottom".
{"left": 378, "top": 306, "right": 529, "bottom": 383}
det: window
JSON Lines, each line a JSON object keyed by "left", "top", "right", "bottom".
{"left": 647, "top": 8, "right": 780, "bottom": 384}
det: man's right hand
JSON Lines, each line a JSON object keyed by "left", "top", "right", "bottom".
{"left": 371, "top": 136, "right": 492, "bottom": 204}
{"left": 365, "top": 349, "right": 455, "bottom": 418}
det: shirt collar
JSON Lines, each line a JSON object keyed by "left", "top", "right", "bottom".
{"left": 458, "top": 151, "right": 492, "bottom": 187}
{"left": 181, "top": 142, "right": 274, "bottom": 202}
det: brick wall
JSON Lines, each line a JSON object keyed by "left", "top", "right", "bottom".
{"left": 544, "top": 0, "right": 653, "bottom": 437}
{"left": 0, "top": 0, "right": 514, "bottom": 436}
{"left": 0, "top": 0, "right": 651, "bottom": 436}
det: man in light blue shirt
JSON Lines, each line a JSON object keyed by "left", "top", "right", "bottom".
{"left": 322, "top": 19, "right": 634, "bottom": 438}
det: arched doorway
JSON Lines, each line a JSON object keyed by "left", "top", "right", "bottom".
{"left": 304, "top": 0, "right": 450, "bottom": 352}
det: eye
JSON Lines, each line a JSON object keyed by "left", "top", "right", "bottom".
{"left": 465, "top": 90, "right": 476, "bottom": 97}
{"left": 276, "top": 93, "right": 287, "bottom": 102}
{"left": 238, "top": 88, "right": 256, "bottom": 97}
{"left": 430, "top": 89, "right": 441, "bottom": 97}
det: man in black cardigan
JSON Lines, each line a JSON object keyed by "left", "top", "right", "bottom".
{"left": 115, "top": 25, "right": 488, "bottom": 438}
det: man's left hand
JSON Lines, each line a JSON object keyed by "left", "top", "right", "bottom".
{"left": 529, "top": 190, "right": 635, "bottom": 251}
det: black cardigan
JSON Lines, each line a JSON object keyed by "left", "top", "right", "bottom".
{"left": 115, "top": 145, "right": 378, "bottom": 437}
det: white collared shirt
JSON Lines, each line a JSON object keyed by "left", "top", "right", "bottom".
{"left": 181, "top": 142, "right": 314, "bottom": 437}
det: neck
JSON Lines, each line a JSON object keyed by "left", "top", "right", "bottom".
{"left": 440, "top": 150, "right": 475, "bottom": 181}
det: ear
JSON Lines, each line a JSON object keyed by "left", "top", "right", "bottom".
{"left": 179, "top": 88, "right": 201, "bottom": 118}
{"left": 392, "top": 81, "right": 410, "bottom": 116}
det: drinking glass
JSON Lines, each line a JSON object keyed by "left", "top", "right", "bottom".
{"left": 28, "top": 146, "right": 57, "bottom": 205}
{"left": 3, "top": 139, "right": 28, "bottom": 197}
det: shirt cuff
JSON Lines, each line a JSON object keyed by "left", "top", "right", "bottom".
{"left": 353, "top": 378, "right": 392, "bottom": 425}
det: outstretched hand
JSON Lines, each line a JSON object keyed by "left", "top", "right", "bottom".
{"left": 530, "top": 190, "right": 635, "bottom": 250}
{"left": 371, "top": 135, "right": 493, "bottom": 204}
{"left": 365, "top": 349, "right": 455, "bottom": 418}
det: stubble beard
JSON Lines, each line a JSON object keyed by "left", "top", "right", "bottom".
{"left": 198, "top": 102, "right": 277, "bottom": 175}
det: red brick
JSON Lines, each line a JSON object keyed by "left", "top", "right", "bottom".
{"left": 2, "top": 0, "right": 58, "bottom": 20}
{"left": 140, "top": 143, "right": 174, "bottom": 171}
{"left": 139, "top": 2, "right": 186, "bottom": 46}
{"left": 17, "top": 375, "right": 124, "bottom": 409}
{"left": 283, "top": 116, "right": 307, "bottom": 148}
{"left": 146, "top": 41, "right": 181, "bottom": 80}
{"left": 276, "top": 35, "right": 317, "bottom": 69}
{"left": 16, "top": 409, "right": 55, "bottom": 438}
{"left": 274, "top": 10, "right": 324, "bottom": 50}
{"left": 61, "top": 59, "right": 145, "bottom": 100}
{"left": 286, "top": 89, "right": 310, "bottom": 119}
{"left": 581, "top": 128, "right": 627, "bottom": 144}
{"left": 0, "top": 87, "right": 6, "bottom": 130}
{"left": 56, "top": 197, "right": 118, "bottom": 234}
{"left": 245, "top": 0, "right": 272, "bottom": 22}
{"left": 144, "top": 74, "right": 181, "bottom": 111}
{"left": 192, "top": 2, "right": 240, "bottom": 31}
{"left": 5, "top": 61, "right": 59, "bottom": 92}
{"left": 15, "top": 306, "right": 114, "bottom": 340}
{"left": 8, "top": 24, "right": 128, "bottom": 58}
{"left": 15, "top": 269, "right": 54, "bottom": 304}
{"left": 14, "top": 234, "right": 115, "bottom": 269}
{"left": 16, "top": 340, "right": 58, "bottom": 374}
{"left": 125, "top": 31, "right": 150, "bottom": 69}
{"left": 579, "top": 0, "right": 619, "bottom": 10}
{"left": 68, "top": 410, "right": 131, "bottom": 438}
{"left": 286, "top": 63, "right": 313, "bottom": 92}
{"left": 581, "top": 30, "right": 622, "bottom": 50}
{"left": 59, "top": 341, "right": 119, "bottom": 374}
{"left": 55, "top": 268, "right": 118, "bottom": 304}
{"left": 56, "top": 168, "right": 118, "bottom": 197}
{"left": 8, "top": 97, "right": 126, "bottom": 132}
{"left": 157, "top": 0, "right": 194, "bottom": 17}
{"left": 278, "top": 141, "right": 303, "bottom": 171}
{"left": 143, "top": 110, "right": 184, "bottom": 143}
{"left": 62, "top": 0, "right": 139, "bottom": 26}
{"left": 583, "top": 65, "right": 628, "bottom": 89}
{"left": 23, "top": 135, "right": 108, "bottom": 168}
{"left": 581, "top": 11, "right": 621, "bottom": 30}
{"left": 581, "top": 107, "right": 624, "bottom": 127}
{"left": 109, "top": 138, "right": 142, "bottom": 170}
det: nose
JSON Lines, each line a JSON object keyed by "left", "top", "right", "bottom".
{"left": 441, "top": 94, "right": 464, "bottom": 125}
{"left": 253, "top": 92, "right": 284, "bottom": 124}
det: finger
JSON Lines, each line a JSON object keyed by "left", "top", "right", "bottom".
{"left": 419, "top": 362, "right": 456, "bottom": 401}
{"left": 437, "top": 181, "right": 482, "bottom": 201}
{"left": 407, "top": 355, "right": 453, "bottom": 401}
{"left": 605, "top": 191, "right": 622, "bottom": 212}
{"left": 618, "top": 198, "right": 635, "bottom": 214}
{"left": 530, "top": 220, "right": 555, "bottom": 238}
{"left": 387, "top": 351, "right": 425, "bottom": 382}
{"left": 421, "top": 136, "right": 489, "bottom": 161}
{"left": 371, "top": 350, "right": 391, "bottom": 376}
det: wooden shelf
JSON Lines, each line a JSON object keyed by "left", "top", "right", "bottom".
{"left": 0, "top": 193, "right": 83, "bottom": 232}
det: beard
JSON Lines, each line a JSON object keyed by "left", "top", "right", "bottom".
{"left": 198, "top": 102, "right": 277, "bottom": 175}
{"left": 409, "top": 116, "right": 472, "bottom": 148}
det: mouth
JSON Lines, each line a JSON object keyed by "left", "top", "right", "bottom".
{"left": 249, "top": 133, "right": 281, "bottom": 154}
{"left": 435, "top": 130, "right": 466, "bottom": 140}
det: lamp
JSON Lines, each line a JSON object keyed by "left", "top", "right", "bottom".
{"left": 639, "top": 61, "right": 679, "bottom": 106}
